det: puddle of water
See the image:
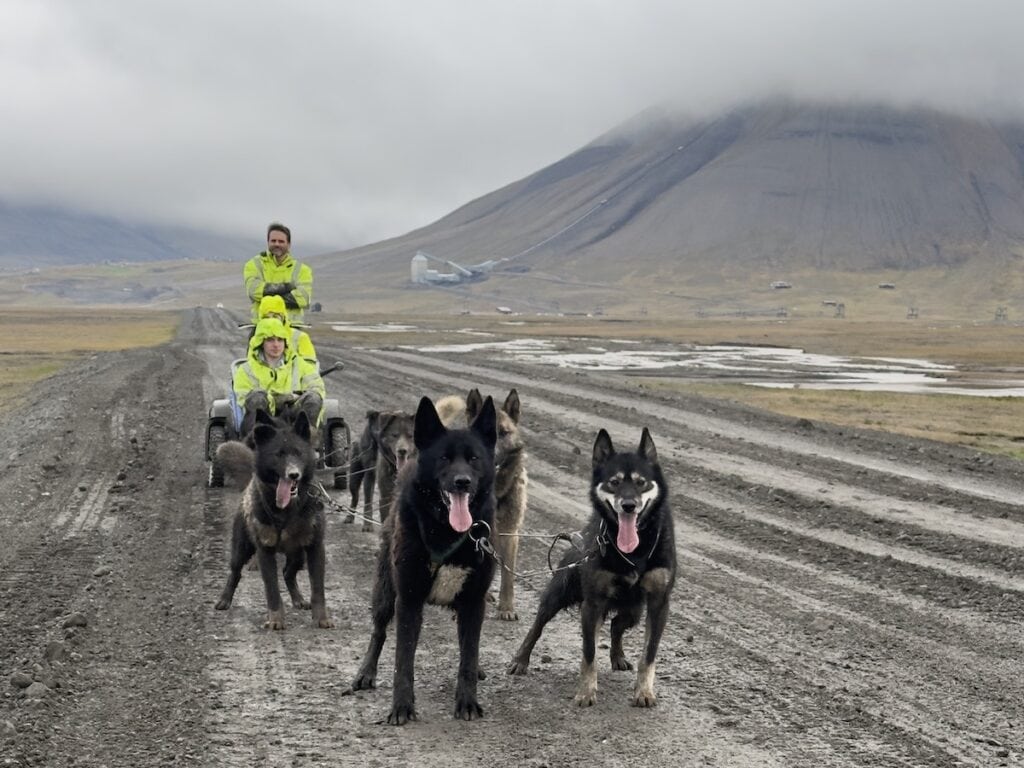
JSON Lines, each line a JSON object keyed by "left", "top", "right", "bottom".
{"left": 409, "top": 338, "right": 1023, "bottom": 397}
{"left": 331, "top": 322, "right": 423, "bottom": 333}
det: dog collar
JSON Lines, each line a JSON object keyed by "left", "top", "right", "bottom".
{"left": 427, "top": 532, "right": 470, "bottom": 565}
{"left": 599, "top": 520, "right": 662, "bottom": 568}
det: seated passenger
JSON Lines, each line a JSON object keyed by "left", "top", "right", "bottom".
{"left": 257, "top": 294, "right": 317, "bottom": 363}
{"left": 233, "top": 317, "right": 325, "bottom": 438}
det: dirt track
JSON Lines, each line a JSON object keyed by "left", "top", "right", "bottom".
{"left": 2, "top": 307, "right": 1022, "bottom": 768}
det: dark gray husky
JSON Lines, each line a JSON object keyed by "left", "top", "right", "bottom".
{"left": 508, "top": 427, "right": 675, "bottom": 707}
{"left": 214, "top": 410, "right": 333, "bottom": 630}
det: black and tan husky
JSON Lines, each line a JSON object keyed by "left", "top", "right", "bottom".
{"left": 346, "top": 409, "right": 416, "bottom": 531}
{"left": 348, "top": 395, "right": 497, "bottom": 725}
{"left": 213, "top": 410, "right": 333, "bottom": 630}
{"left": 508, "top": 427, "right": 675, "bottom": 707}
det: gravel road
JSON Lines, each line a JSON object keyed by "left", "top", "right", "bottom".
{"left": 1, "top": 307, "right": 1021, "bottom": 767}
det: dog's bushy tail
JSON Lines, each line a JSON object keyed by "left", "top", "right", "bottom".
{"left": 216, "top": 440, "right": 255, "bottom": 489}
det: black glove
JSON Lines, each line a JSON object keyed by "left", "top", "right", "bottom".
{"left": 263, "top": 282, "right": 287, "bottom": 296}
{"left": 283, "top": 294, "right": 300, "bottom": 309}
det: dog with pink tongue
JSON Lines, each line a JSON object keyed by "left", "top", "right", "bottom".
{"left": 347, "top": 395, "right": 498, "bottom": 725}
{"left": 508, "top": 427, "right": 676, "bottom": 708}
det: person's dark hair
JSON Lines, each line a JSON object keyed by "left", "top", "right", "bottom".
{"left": 267, "top": 222, "right": 291, "bottom": 242}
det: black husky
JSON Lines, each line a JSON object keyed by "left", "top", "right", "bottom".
{"left": 508, "top": 427, "right": 675, "bottom": 707}
{"left": 347, "top": 395, "right": 497, "bottom": 725}
{"left": 214, "top": 410, "right": 334, "bottom": 630}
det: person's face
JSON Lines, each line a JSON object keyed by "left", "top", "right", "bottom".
{"left": 263, "top": 336, "right": 286, "bottom": 360}
{"left": 267, "top": 230, "right": 290, "bottom": 260}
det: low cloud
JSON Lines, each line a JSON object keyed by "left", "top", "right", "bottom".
{"left": 2, "top": 0, "right": 1022, "bottom": 251}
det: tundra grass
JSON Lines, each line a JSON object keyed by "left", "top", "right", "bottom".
{"left": 0, "top": 309, "right": 179, "bottom": 411}
{"left": 323, "top": 313, "right": 1024, "bottom": 459}
{"left": 642, "top": 380, "right": 1024, "bottom": 460}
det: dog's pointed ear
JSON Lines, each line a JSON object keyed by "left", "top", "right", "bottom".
{"left": 470, "top": 395, "right": 497, "bottom": 451}
{"left": 365, "top": 410, "right": 380, "bottom": 429}
{"left": 253, "top": 422, "right": 277, "bottom": 447}
{"left": 638, "top": 427, "right": 657, "bottom": 464}
{"left": 294, "top": 410, "right": 312, "bottom": 442}
{"left": 255, "top": 408, "right": 275, "bottom": 427}
{"left": 593, "top": 429, "right": 615, "bottom": 467}
{"left": 414, "top": 396, "right": 446, "bottom": 450}
{"left": 465, "top": 388, "right": 484, "bottom": 421}
{"left": 502, "top": 389, "right": 521, "bottom": 424}
{"left": 378, "top": 412, "right": 399, "bottom": 434}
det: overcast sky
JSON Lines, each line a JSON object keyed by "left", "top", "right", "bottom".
{"left": 3, "top": 0, "right": 1024, "bottom": 252}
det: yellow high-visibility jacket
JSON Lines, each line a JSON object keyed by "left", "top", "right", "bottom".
{"left": 244, "top": 251, "right": 313, "bottom": 323}
{"left": 233, "top": 318, "right": 324, "bottom": 423}
{"left": 256, "top": 294, "right": 317, "bottom": 361}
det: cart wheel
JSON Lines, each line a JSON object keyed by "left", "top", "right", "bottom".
{"left": 330, "top": 424, "right": 350, "bottom": 490}
{"left": 208, "top": 425, "right": 227, "bottom": 488}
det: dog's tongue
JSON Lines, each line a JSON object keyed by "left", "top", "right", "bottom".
{"left": 617, "top": 511, "right": 640, "bottom": 553}
{"left": 448, "top": 492, "right": 473, "bottom": 533}
{"left": 276, "top": 478, "right": 294, "bottom": 509}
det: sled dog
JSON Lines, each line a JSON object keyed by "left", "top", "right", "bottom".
{"left": 436, "top": 388, "right": 527, "bottom": 620}
{"left": 508, "top": 427, "right": 675, "bottom": 708}
{"left": 348, "top": 395, "right": 497, "bottom": 725}
{"left": 347, "top": 410, "right": 416, "bottom": 531}
{"left": 214, "top": 410, "right": 333, "bottom": 630}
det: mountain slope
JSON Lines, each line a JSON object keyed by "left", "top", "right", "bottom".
{"left": 310, "top": 99, "right": 1024, "bottom": 314}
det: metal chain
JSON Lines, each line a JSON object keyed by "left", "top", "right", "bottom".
{"left": 312, "top": 482, "right": 604, "bottom": 583}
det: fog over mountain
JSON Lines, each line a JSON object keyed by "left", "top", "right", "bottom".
{"left": 0, "top": 200, "right": 252, "bottom": 268}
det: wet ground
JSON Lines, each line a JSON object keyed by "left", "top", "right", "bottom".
{"left": 1, "top": 307, "right": 1022, "bottom": 767}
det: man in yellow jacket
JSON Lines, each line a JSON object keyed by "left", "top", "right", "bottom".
{"left": 233, "top": 317, "right": 325, "bottom": 437}
{"left": 244, "top": 222, "right": 313, "bottom": 324}
{"left": 256, "top": 294, "right": 317, "bottom": 363}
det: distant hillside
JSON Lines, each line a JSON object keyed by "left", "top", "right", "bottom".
{"left": 0, "top": 199, "right": 254, "bottom": 268}
{"left": 308, "top": 99, "right": 1024, "bottom": 316}
{"left": 13, "top": 99, "right": 1024, "bottom": 320}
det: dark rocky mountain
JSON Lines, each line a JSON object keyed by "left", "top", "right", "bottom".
{"left": 310, "top": 99, "right": 1024, "bottom": 316}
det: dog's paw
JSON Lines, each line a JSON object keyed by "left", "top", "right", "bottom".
{"left": 387, "top": 703, "right": 417, "bottom": 726}
{"left": 349, "top": 669, "right": 377, "bottom": 691}
{"left": 315, "top": 616, "right": 335, "bottom": 629}
{"left": 264, "top": 612, "right": 286, "bottom": 630}
{"left": 342, "top": 514, "right": 355, "bottom": 524}
{"left": 361, "top": 522, "right": 375, "bottom": 533}
{"left": 214, "top": 599, "right": 231, "bottom": 611}
{"left": 610, "top": 655, "right": 632, "bottom": 671}
{"left": 454, "top": 697, "right": 484, "bottom": 721}
{"left": 496, "top": 608, "right": 518, "bottom": 621}
{"left": 507, "top": 658, "right": 529, "bottom": 675}
{"left": 292, "top": 597, "right": 311, "bottom": 610}
{"left": 632, "top": 686, "right": 657, "bottom": 708}
{"left": 573, "top": 686, "right": 598, "bottom": 707}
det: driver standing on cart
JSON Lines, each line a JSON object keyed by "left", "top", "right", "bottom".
{"left": 244, "top": 222, "right": 313, "bottom": 325}
{"left": 233, "top": 317, "right": 325, "bottom": 438}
